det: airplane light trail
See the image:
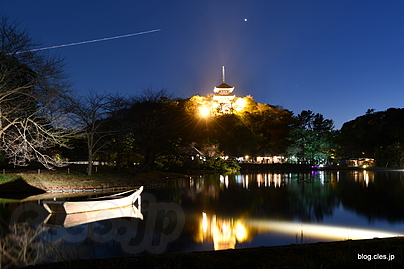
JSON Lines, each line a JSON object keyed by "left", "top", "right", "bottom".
{"left": 16, "top": 29, "right": 161, "bottom": 54}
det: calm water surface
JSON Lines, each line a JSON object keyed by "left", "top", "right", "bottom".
{"left": 1, "top": 170, "right": 404, "bottom": 267}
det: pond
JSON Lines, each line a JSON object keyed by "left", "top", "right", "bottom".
{"left": 1, "top": 170, "right": 404, "bottom": 267}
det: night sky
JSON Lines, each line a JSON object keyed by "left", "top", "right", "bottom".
{"left": 3, "top": 1, "right": 404, "bottom": 129}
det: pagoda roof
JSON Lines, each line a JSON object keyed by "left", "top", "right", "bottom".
{"left": 215, "top": 82, "right": 234, "bottom": 88}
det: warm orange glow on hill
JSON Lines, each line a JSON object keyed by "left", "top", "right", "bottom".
{"left": 233, "top": 97, "right": 247, "bottom": 112}
{"left": 188, "top": 95, "right": 251, "bottom": 116}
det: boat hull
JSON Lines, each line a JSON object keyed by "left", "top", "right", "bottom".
{"left": 45, "top": 203, "right": 143, "bottom": 228}
{"left": 43, "top": 186, "right": 143, "bottom": 215}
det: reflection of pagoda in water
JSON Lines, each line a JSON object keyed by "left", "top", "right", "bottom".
{"left": 212, "top": 66, "right": 236, "bottom": 114}
{"left": 197, "top": 212, "right": 251, "bottom": 250}
{"left": 194, "top": 211, "right": 398, "bottom": 251}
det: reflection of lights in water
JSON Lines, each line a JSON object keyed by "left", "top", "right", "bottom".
{"left": 257, "top": 174, "right": 262, "bottom": 187}
{"left": 220, "top": 175, "right": 229, "bottom": 189}
{"left": 351, "top": 170, "right": 373, "bottom": 188}
{"left": 232, "top": 172, "right": 352, "bottom": 189}
{"left": 320, "top": 171, "right": 324, "bottom": 185}
{"left": 212, "top": 216, "right": 235, "bottom": 250}
{"left": 274, "top": 173, "right": 281, "bottom": 187}
{"left": 197, "top": 214, "right": 401, "bottom": 251}
{"left": 354, "top": 171, "right": 359, "bottom": 182}
{"left": 235, "top": 222, "right": 248, "bottom": 241}
{"left": 233, "top": 173, "right": 291, "bottom": 189}
{"left": 199, "top": 212, "right": 249, "bottom": 250}
{"left": 202, "top": 212, "right": 208, "bottom": 233}
{"left": 235, "top": 174, "right": 243, "bottom": 184}
{"left": 264, "top": 173, "right": 283, "bottom": 188}
{"left": 247, "top": 220, "right": 401, "bottom": 241}
{"left": 364, "top": 170, "right": 369, "bottom": 187}
{"left": 282, "top": 174, "right": 288, "bottom": 184}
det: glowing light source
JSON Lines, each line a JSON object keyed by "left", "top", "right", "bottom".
{"left": 199, "top": 106, "right": 211, "bottom": 117}
{"left": 234, "top": 97, "right": 247, "bottom": 112}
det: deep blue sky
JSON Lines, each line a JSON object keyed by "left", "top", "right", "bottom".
{"left": 3, "top": 1, "right": 404, "bottom": 129}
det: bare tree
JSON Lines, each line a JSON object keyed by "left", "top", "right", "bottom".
{"left": 0, "top": 14, "right": 71, "bottom": 169}
{"left": 63, "top": 91, "right": 126, "bottom": 175}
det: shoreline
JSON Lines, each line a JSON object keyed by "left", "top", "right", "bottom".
{"left": 1, "top": 165, "right": 404, "bottom": 195}
{"left": 0, "top": 168, "right": 188, "bottom": 195}
{"left": 26, "top": 236, "right": 404, "bottom": 269}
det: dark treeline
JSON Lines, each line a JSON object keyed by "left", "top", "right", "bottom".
{"left": 338, "top": 108, "right": 404, "bottom": 167}
{"left": 56, "top": 89, "right": 404, "bottom": 173}
{"left": 58, "top": 89, "right": 295, "bottom": 174}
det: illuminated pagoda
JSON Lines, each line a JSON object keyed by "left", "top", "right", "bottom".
{"left": 212, "top": 66, "right": 236, "bottom": 114}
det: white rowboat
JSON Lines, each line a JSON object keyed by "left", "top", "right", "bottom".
{"left": 43, "top": 186, "right": 143, "bottom": 215}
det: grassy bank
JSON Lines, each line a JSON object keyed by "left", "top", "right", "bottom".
{"left": 0, "top": 165, "right": 186, "bottom": 193}
{"left": 25, "top": 237, "right": 404, "bottom": 269}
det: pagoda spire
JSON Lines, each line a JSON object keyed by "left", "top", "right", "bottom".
{"left": 214, "top": 66, "right": 235, "bottom": 93}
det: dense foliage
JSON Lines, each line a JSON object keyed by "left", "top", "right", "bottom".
{"left": 338, "top": 108, "right": 404, "bottom": 167}
{"left": 287, "top": 110, "right": 336, "bottom": 165}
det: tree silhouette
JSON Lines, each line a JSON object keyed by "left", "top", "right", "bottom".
{"left": 126, "top": 88, "right": 184, "bottom": 175}
{"left": 338, "top": 108, "right": 404, "bottom": 166}
{"left": 62, "top": 91, "right": 125, "bottom": 175}
{"left": 0, "top": 15, "right": 71, "bottom": 168}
